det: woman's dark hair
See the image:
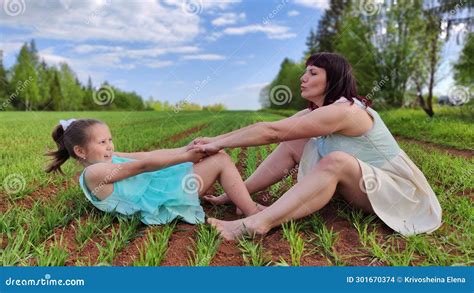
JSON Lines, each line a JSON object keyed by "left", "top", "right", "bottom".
{"left": 45, "top": 119, "right": 104, "bottom": 174}
{"left": 305, "top": 52, "right": 372, "bottom": 110}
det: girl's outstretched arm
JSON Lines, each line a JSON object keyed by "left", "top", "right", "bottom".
{"left": 85, "top": 148, "right": 204, "bottom": 194}
{"left": 113, "top": 146, "right": 186, "bottom": 160}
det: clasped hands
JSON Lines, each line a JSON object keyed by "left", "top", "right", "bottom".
{"left": 183, "top": 136, "right": 223, "bottom": 162}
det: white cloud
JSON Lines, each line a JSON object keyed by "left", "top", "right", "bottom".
{"left": 0, "top": 41, "right": 24, "bottom": 58}
{"left": 38, "top": 51, "right": 70, "bottom": 65}
{"left": 211, "top": 12, "right": 246, "bottom": 27}
{"left": 222, "top": 24, "right": 296, "bottom": 39}
{"left": 205, "top": 32, "right": 223, "bottom": 42}
{"left": 163, "top": 0, "right": 241, "bottom": 14}
{"left": 287, "top": 10, "right": 300, "bottom": 16}
{"left": 0, "top": 0, "right": 201, "bottom": 44}
{"left": 181, "top": 54, "right": 225, "bottom": 61}
{"left": 34, "top": 49, "right": 108, "bottom": 85}
{"left": 293, "top": 0, "right": 329, "bottom": 10}
{"left": 72, "top": 45, "right": 200, "bottom": 63}
{"left": 73, "top": 44, "right": 120, "bottom": 54}
{"left": 145, "top": 60, "right": 174, "bottom": 68}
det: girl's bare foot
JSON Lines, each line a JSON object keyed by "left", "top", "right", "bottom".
{"left": 202, "top": 193, "right": 230, "bottom": 205}
{"left": 236, "top": 207, "right": 243, "bottom": 215}
{"left": 244, "top": 203, "right": 267, "bottom": 216}
{"left": 204, "top": 195, "right": 266, "bottom": 217}
{"left": 207, "top": 217, "right": 268, "bottom": 241}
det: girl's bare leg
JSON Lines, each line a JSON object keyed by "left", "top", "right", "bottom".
{"left": 192, "top": 151, "right": 265, "bottom": 216}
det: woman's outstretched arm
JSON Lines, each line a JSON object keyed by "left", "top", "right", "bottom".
{"left": 198, "top": 105, "right": 350, "bottom": 153}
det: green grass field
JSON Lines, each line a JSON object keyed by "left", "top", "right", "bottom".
{"left": 1, "top": 108, "right": 472, "bottom": 266}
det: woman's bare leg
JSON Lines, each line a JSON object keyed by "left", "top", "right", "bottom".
{"left": 206, "top": 138, "right": 309, "bottom": 205}
{"left": 192, "top": 151, "right": 264, "bottom": 216}
{"left": 208, "top": 151, "right": 375, "bottom": 240}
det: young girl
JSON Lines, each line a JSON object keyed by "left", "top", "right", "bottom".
{"left": 45, "top": 118, "right": 265, "bottom": 225}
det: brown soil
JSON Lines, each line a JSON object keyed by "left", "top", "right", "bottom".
{"left": 112, "top": 225, "right": 149, "bottom": 266}
{"left": 161, "top": 123, "right": 209, "bottom": 146}
{"left": 161, "top": 223, "right": 197, "bottom": 266}
{"left": 456, "top": 188, "right": 474, "bottom": 201}
{"left": 0, "top": 173, "right": 80, "bottom": 213}
{"left": 395, "top": 135, "right": 473, "bottom": 159}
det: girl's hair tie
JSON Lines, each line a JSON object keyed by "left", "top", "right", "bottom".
{"left": 59, "top": 118, "right": 77, "bottom": 131}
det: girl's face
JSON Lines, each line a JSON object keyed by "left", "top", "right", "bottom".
{"left": 79, "top": 124, "right": 114, "bottom": 164}
{"left": 300, "top": 65, "right": 327, "bottom": 103}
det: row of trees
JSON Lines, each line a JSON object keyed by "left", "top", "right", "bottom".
{"left": 0, "top": 41, "right": 145, "bottom": 111}
{"left": 146, "top": 99, "right": 226, "bottom": 112}
{"left": 261, "top": 0, "right": 473, "bottom": 116}
{"left": 0, "top": 40, "right": 228, "bottom": 112}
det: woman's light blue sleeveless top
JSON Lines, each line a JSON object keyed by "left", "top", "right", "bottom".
{"left": 79, "top": 156, "right": 205, "bottom": 225}
{"left": 317, "top": 98, "right": 401, "bottom": 167}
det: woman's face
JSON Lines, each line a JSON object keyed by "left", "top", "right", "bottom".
{"left": 300, "top": 65, "right": 327, "bottom": 103}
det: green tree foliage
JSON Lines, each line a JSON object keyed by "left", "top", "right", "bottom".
{"left": 333, "top": 12, "right": 379, "bottom": 101}
{"left": 59, "top": 63, "right": 85, "bottom": 111}
{"left": 268, "top": 58, "right": 307, "bottom": 110}
{"left": 10, "top": 43, "right": 40, "bottom": 110}
{"left": 0, "top": 40, "right": 153, "bottom": 111}
{"left": 307, "top": 0, "right": 350, "bottom": 55}
{"left": 267, "top": 0, "right": 471, "bottom": 115}
{"left": 0, "top": 50, "right": 11, "bottom": 109}
{"left": 454, "top": 33, "right": 474, "bottom": 87}
{"left": 48, "top": 71, "right": 64, "bottom": 111}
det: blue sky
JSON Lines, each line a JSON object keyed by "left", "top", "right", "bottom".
{"left": 0, "top": 0, "right": 466, "bottom": 110}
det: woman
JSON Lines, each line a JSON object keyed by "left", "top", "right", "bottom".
{"left": 193, "top": 52, "right": 442, "bottom": 240}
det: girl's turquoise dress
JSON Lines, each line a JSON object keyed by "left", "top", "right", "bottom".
{"left": 79, "top": 156, "right": 205, "bottom": 225}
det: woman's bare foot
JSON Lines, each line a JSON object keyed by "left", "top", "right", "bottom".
{"left": 202, "top": 193, "right": 230, "bottom": 205}
{"left": 207, "top": 217, "right": 268, "bottom": 241}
